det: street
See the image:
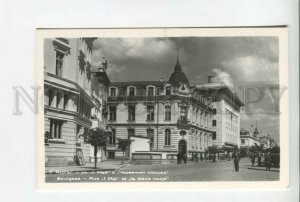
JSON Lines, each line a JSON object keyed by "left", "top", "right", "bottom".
{"left": 45, "top": 158, "right": 279, "bottom": 183}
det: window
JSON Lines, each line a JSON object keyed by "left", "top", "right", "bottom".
{"left": 165, "top": 105, "right": 171, "bottom": 121}
{"left": 48, "top": 89, "right": 55, "bottom": 107}
{"left": 63, "top": 94, "right": 68, "bottom": 110}
{"left": 56, "top": 92, "right": 62, "bottom": 108}
{"left": 241, "top": 139, "right": 245, "bottom": 145}
{"left": 180, "top": 106, "right": 188, "bottom": 121}
{"left": 165, "top": 86, "right": 171, "bottom": 96}
{"left": 128, "top": 87, "right": 135, "bottom": 96}
{"left": 110, "top": 88, "right": 116, "bottom": 96}
{"left": 165, "top": 129, "right": 171, "bottom": 145}
{"left": 128, "top": 106, "right": 135, "bottom": 121}
{"left": 147, "top": 128, "right": 154, "bottom": 138}
{"left": 128, "top": 128, "right": 135, "bottom": 137}
{"left": 147, "top": 105, "right": 154, "bottom": 121}
{"left": 49, "top": 119, "right": 63, "bottom": 139}
{"left": 55, "top": 52, "right": 64, "bottom": 77}
{"left": 212, "top": 132, "right": 216, "bottom": 140}
{"left": 212, "top": 120, "right": 217, "bottom": 126}
{"left": 76, "top": 124, "right": 81, "bottom": 141}
{"left": 147, "top": 129, "right": 154, "bottom": 150}
{"left": 109, "top": 129, "right": 116, "bottom": 144}
{"left": 109, "top": 106, "right": 116, "bottom": 121}
{"left": 181, "top": 85, "right": 185, "bottom": 90}
{"left": 147, "top": 87, "right": 154, "bottom": 96}
{"left": 212, "top": 108, "right": 217, "bottom": 115}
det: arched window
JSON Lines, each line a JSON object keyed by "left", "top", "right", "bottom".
{"left": 165, "top": 86, "right": 171, "bottom": 96}
{"left": 165, "top": 129, "right": 171, "bottom": 145}
{"left": 128, "top": 87, "right": 135, "bottom": 96}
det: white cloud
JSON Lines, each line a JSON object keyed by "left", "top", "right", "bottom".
{"left": 92, "top": 38, "right": 175, "bottom": 62}
{"left": 220, "top": 55, "right": 279, "bottom": 83}
{"left": 212, "top": 68, "right": 234, "bottom": 88}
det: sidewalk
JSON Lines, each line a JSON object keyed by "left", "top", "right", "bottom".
{"left": 45, "top": 160, "right": 129, "bottom": 174}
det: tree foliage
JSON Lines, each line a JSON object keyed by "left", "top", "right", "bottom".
{"left": 207, "top": 145, "right": 219, "bottom": 154}
{"left": 118, "top": 139, "right": 132, "bottom": 152}
{"left": 117, "top": 138, "right": 133, "bottom": 164}
{"left": 83, "top": 127, "right": 111, "bottom": 168}
{"left": 83, "top": 128, "right": 111, "bottom": 150}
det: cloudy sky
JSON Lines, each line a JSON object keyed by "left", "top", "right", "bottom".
{"left": 90, "top": 37, "right": 281, "bottom": 142}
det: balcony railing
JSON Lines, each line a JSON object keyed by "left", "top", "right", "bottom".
{"left": 177, "top": 118, "right": 191, "bottom": 130}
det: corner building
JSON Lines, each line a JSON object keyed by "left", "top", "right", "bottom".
{"left": 107, "top": 58, "right": 214, "bottom": 160}
{"left": 44, "top": 38, "right": 110, "bottom": 166}
{"left": 196, "top": 81, "right": 244, "bottom": 149}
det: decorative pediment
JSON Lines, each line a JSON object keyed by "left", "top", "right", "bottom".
{"left": 52, "top": 39, "right": 71, "bottom": 55}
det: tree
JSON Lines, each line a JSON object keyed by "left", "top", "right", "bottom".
{"left": 83, "top": 128, "right": 111, "bottom": 169}
{"left": 117, "top": 139, "right": 133, "bottom": 164}
{"left": 207, "top": 145, "right": 219, "bottom": 162}
{"left": 270, "top": 145, "right": 280, "bottom": 167}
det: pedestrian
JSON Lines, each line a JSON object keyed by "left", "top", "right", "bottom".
{"left": 258, "top": 153, "right": 262, "bottom": 167}
{"left": 251, "top": 153, "right": 255, "bottom": 167}
{"left": 194, "top": 153, "right": 198, "bottom": 163}
{"left": 176, "top": 153, "right": 180, "bottom": 164}
{"left": 183, "top": 153, "right": 187, "bottom": 164}
{"left": 265, "top": 152, "right": 271, "bottom": 171}
{"left": 233, "top": 151, "right": 240, "bottom": 172}
{"left": 200, "top": 153, "right": 203, "bottom": 162}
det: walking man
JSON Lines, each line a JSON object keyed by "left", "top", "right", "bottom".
{"left": 176, "top": 152, "right": 181, "bottom": 164}
{"left": 265, "top": 152, "right": 271, "bottom": 171}
{"left": 183, "top": 153, "right": 187, "bottom": 164}
{"left": 194, "top": 153, "right": 198, "bottom": 163}
{"left": 251, "top": 153, "right": 255, "bottom": 167}
{"left": 258, "top": 153, "right": 262, "bottom": 166}
{"left": 233, "top": 151, "right": 240, "bottom": 172}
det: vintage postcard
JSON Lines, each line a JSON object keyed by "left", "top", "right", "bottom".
{"left": 36, "top": 28, "right": 289, "bottom": 189}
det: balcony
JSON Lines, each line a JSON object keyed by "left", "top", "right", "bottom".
{"left": 177, "top": 118, "right": 191, "bottom": 130}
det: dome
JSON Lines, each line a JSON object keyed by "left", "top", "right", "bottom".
{"left": 168, "top": 56, "right": 189, "bottom": 86}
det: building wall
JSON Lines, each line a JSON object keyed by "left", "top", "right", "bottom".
{"left": 130, "top": 136, "right": 150, "bottom": 154}
{"left": 212, "top": 99, "right": 240, "bottom": 148}
{"left": 44, "top": 38, "right": 108, "bottom": 166}
{"left": 240, "top": 136, "right": 260, "bottom": 147}
{"left": 107, "top": 84, "right": 214, "bottom": 159}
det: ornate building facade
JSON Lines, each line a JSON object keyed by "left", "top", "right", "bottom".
{"left": 44, "top": 38, "right": 110, "bottom": 166}
{"left": 106, "top": 57, "right": 214, "bottom": 160}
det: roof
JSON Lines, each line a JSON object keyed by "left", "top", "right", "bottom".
{"left": 168, "top": 58, "right": 189, "bottom": 86}
{"left": 109, "top": 80, "right": 164, "bottom": 87}
{"left": 195, "top": 82, "right": 244, "bottom": 107}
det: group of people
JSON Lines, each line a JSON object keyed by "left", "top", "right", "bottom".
{"left": 250, "top": 152, "right": 272, "bottom": 171}
{"left": 176, "top": 152, "right": 188, "bottom": 164}
{"left": 177, "top": 152, "right": 212, "bottom": 164}
{"left": 176, "top": 149, "right": 274, "bottom": 172}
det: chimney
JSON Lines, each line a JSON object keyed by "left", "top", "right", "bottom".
{"left": 208, "top": 76, "right": 215, "bottom": 83}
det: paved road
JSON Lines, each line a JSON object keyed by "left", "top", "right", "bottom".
{"left": 45, "top": 158, "right": 279, "bottom": 183}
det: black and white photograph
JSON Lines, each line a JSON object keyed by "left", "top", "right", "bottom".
{"left": 37, "top": 28, "right": 288, "bottom": 188}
